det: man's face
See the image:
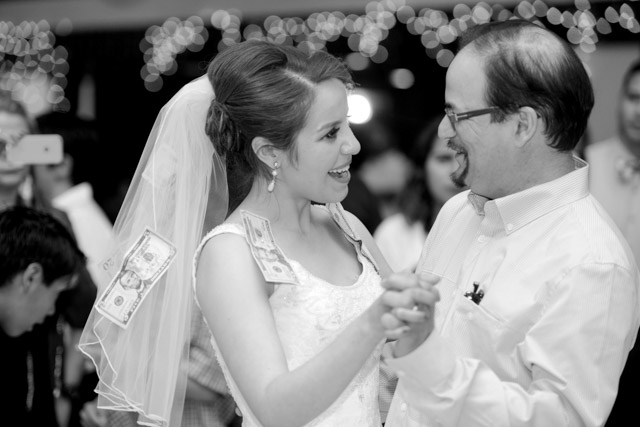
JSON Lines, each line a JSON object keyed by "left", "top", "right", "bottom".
{"left": 437, "top": 48, "right": 513, "bottom": 199}
{"left": 620, "top": 71, "right": 640, "bottom": 148}
{"left": 120, "top": 270, "right": 141, "bottom": 290}
{"left": 0, "top": 112, "right": 30, "bottom": 191}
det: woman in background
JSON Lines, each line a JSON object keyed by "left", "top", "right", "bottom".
{"left": 374, "top": 116, "right": 464, "bottom": 272}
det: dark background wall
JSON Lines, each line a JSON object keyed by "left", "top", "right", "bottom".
{"left": 0, "top": 0, "right": 638, "bottom": 220}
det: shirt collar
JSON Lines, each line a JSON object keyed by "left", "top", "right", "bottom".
{"left": 467, "top": 157, "right": 590, "bottom": 234}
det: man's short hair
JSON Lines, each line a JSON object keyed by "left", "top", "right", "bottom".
{"left": 459, "top": 19, "right": 594, "bottom": 152}
{"left": 0, "top": 206, "right": 86, "bottom": 286}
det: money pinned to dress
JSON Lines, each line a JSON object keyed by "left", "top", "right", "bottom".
{"left": 96, "top": 228, "right": 177, "bottom": 328}
{"left": 241, "top": 210, "right": 299, "bottom": 285}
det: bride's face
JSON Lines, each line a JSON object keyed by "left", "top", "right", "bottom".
{"left": 277, "top": 78, "right": 360, "bottom": 204}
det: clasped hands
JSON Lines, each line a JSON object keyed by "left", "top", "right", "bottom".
{"left": 378, "top": 272, "right": 440, "bottom": 357}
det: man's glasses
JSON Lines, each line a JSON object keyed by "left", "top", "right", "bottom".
{"left": 444, "top": 106, "right": 499, "bottom": 130}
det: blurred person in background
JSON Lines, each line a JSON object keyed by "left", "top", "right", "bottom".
{"left": 0, "top": 92, "right": 97, "bottom": 427}
{"left": 374, "top": 116, "right": 464, "bottom": 273}
{"left": 0, "top": 206, "right": 86, "bottom": 427}
{"left": 349, "top": 121, "right": 412, "bottom": 222}
{"left": 374, "top": 116, "right": 463, "bottom": 425}
{"left": 33, "top": 111, "right": 116, "bottom": 284}
{"left": 340, "top": 170, "right": 383, "bottom": 234}
{"left": 585, "top": 59, "right": 640, "bottom": 427}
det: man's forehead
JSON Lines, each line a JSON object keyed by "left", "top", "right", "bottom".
{"left": 446, "top": 50, "right": 486, "bottom": 103}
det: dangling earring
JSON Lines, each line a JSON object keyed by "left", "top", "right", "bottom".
{"left": 267, "top": 161, "right": 279, "bottom": 193}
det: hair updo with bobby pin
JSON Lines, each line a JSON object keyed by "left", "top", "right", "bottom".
{"left": 205, "top": 40, "right": 353, "bottom": 213}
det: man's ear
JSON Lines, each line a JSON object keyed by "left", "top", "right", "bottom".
{"left": 514, "top": 106, "right": 538, "bottom": 148}
{"left": 20, "top": 263, "right": 44, "bottom": 293}
{"left": 251, "top": 136, "right": 278, "bottom": 167}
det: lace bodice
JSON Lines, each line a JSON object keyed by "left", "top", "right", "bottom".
{"left": 193, "top": 205, "right": 384, "bottom": 427}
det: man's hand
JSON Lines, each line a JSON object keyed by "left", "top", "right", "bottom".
{"left": 380, "top": 272, "right": 440, "bottom": 357}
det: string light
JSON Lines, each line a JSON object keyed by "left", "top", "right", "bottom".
{"left": 179, "top": 0, "right": 635, "bottom": 77}
{"left": 140, "top": 15, "right": 208, "bottom": 92}
{"left": 2, "top": 0, "right": 639, "bottom": 102}
{"left": 0, "top": 20, "right": 70, "bottom": 113}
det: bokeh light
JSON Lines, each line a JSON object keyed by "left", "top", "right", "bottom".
{"left": 389, "top": 68, "right": 415, "bottom": 89}
{"left": 0, "top": 19, "right": 71, "bottom": 113}
{"left": 348, "top": 92, "right": 373, "bottom": 124}
{"left": 3, "top": 0, "right": 638, "bottom": 100}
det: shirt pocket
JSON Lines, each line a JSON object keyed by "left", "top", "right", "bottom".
{"left": 449, "top": 292, "right": 544, "bottom": 374}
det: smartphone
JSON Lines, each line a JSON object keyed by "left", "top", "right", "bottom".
{"left": 6, "top": 134, "right": 63, "bottom": 165}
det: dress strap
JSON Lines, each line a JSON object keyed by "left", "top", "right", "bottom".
{"left": 327, "top": 203, "right": 379, "bottom": 275}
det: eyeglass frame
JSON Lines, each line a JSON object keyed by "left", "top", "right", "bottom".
{"left": 444, "top": 106, "right": 499, "bottom": 130}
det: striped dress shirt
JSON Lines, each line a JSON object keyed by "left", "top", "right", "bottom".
{"left": 182, "top": 309, "right": 237, "bottom": 427}
{"left": 384, "top": 158, "right": 640, "bottom": 427}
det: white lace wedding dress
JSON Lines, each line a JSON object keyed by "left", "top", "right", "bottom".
{"left": 193, "top": 204, "right": 384, "bottom": 427}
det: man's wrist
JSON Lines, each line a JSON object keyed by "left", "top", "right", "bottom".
{"left": 393, "top": 331, "right": 430, "bottom": 358}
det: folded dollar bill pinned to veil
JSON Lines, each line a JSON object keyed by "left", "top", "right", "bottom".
{"left": 79, "top": 76, "right": 228, "bottom": 426}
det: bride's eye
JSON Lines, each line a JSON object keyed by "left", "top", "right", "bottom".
{"left": 324, "top": 127, "right": 340, "bottom": 140}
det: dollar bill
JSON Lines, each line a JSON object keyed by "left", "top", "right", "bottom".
{"left": 96, "top": 228, "right": 177, "bottom": 328}
{"left": 241, "top": 211, "right": 299, "bottom": 285}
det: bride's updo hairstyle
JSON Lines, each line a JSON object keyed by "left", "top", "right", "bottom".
{"left": 205, "top": 40, "right": 353, "bottom": 213}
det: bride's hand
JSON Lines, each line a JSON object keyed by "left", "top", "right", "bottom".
{"left": 379, "top": 272, "right": 440, "bottom": 354}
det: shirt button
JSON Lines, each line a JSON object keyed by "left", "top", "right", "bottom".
{"left": 400, "top": 403, "right": 408, "bottom": 412}
{"left": 478, "top": 235, "right": 486, "bottom": 243}
{"left": 396, "top": 370, "right": 406, "bottom": 377}
{"left": 506, "top": 223, "right": 514, "bottom": 232}
{"left": 467, "top": 312, "right": 474, "bottom": 320}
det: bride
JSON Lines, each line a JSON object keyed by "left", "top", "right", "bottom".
{"left": 80, "top": 40, "right": 438, "bottom": 427}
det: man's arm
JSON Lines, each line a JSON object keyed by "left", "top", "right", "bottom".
{"left": 384, "top": 263, "right": 639, "bottom": 427}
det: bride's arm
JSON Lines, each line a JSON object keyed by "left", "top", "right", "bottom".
{"left": 195, "top": 232, "right": 390, "bottom": 427}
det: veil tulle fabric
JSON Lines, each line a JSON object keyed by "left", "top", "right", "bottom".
{"left": 79, "top": 76, "right": 228, "bottom": 426}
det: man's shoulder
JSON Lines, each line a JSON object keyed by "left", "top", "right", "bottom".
{"left": 567, "top": 195, "right": 637, "bottom": 271}
{"left": 427, "top": 191, "right": 473, "bottom": 238}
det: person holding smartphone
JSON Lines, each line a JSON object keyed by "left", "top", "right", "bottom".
{"left": 0, "top": 93, "right": 97, "bottom": 427}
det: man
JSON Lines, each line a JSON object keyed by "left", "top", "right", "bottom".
{"left": 585, "top": 60, "right": 640, "bottom": 426}
{"left": 0, "top": 206, "right": 86, "bottom": 426}
{"left": 382, "top": 20, "right": 640, "bottom": 427}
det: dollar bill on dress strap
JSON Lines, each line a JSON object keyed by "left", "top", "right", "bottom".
{"left": 96, "top": 228, "right": 177, "bottom": 328}
{"left": 240, "top": 210, "right": 299, "bottom": 285}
